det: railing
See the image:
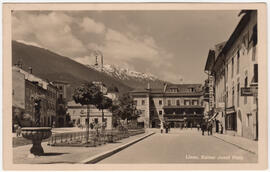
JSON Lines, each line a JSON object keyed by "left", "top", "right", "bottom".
{"left": 47, "top": 128, "right": 145, "bottom": 146}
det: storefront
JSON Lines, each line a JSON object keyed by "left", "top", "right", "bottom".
{"left": 225, "top": 106, "right": 237, "bottom": 131}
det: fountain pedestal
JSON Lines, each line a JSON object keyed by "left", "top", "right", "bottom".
{"left": 21, "top": 127, "right": 52, "bottom": 156}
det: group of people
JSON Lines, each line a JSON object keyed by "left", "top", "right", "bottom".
{"left": 161, "top": 122, "right": 171, "bottom": 134}
{"left": 199, "top": 122, "right": 213, "bottom": 136}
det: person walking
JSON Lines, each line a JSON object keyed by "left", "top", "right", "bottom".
{"left": 201, "top": 122, "right": 206, "bottom": 136}
{"left": 16, "top": 125, "right": 21, "bottom": 137}
{"left": 197, "top": 123, "right": 200, "bottom": 131}
{"left": 207, "top": 122, "right": 213, "bottom": 135}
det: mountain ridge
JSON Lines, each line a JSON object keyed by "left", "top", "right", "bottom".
{"left": 12, "top": 40, "right": 168, "bottom": 100}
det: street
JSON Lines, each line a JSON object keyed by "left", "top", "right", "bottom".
{"left": 99, "top": 129, "right": 257, "bottom": 163}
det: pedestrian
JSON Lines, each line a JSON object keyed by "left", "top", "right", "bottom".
{"left": 207, "top": 122, "right": 213, "bottom": 135}
{"left": 52, "top": 121, "right": 56, "bottom": 128}
{"left": 16, "top": 125, "right": 21, "bottom": 137}
{"left": 201, "top": 122, "right": 206, "bottom": 136}
{"left": 165, "top": 124, "right": 169, "bottom": 133}
{"left": 197, "top": 123, "right": 200, "bottom": 131}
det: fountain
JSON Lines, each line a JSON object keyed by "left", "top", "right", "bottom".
{"left": 21, "top": 96, "right": 52, "bottom": 156}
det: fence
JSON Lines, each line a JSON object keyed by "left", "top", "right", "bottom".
{"left": 48, "top": 128, "right": 145, "bottom": 146}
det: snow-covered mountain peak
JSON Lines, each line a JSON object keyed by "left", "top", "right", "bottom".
{"left": 87, "top": 64, "right": 158, "bottom": 81}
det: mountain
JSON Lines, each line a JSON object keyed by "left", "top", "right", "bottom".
{"left": 12, "top": 40, "right": 131, "bottom": 100}
{"left": 87, "top": 64, "right": 167, "bottom": 89}
{"left": 12, "top": 40, "right": 169, "bottom": 100}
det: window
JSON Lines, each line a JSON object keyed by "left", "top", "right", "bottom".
{"left": 244, "top": 76, "right": 248, "bottom": 104}
{"left": 59, "top": 86, "right": 63, "bottom": 91}
{"left": 85, "top": 118, "right": 89, "bottom": 125}
{"left": 226, "top": 64, "right": 229, "bottom": 80}
{"left": 159, "top": 100, "right": 162, "bottom": 105}
{"left": 252, "top": 46, "right": 256, "bottom": 61}
{"left": 231, "top": 57, "right": 234, "bottom": 78}
{"left": 232, "top": 86, "right": 235, "bottom": 106}
{"left": 184, "top": 100, "right": 190, "bottom": 106}
{"left": 237, "top": 83, "right": 240, "bottom": 107}
{"left": 192, "top": 100, "right": 198, "bottom": 105}
{"left": 141, "top": 100, "right": 145, "bottom": 105}
{"left": 176, "top": 100, "right": 180, "bottom": 106}
{"left": 159, "top": 111, "right": 162, "bottom": 115}
{"left": 225, "top": 113, "right": 237, "bottom": 131}
{"left": 104, "top": 118, "right": 107, "bottom": 128}
{"left": 172, "top": 99, "right": 175, "bottom": 105}
{"left": 226, "top": 90, "right": 228, "bottom": 105}
{"left": 167, "top": 100, "right": 171, "bottom": 106}
{"left": 237, "top": 51, "right": 240, "bottom": 74}
{"left": 247, "top": 114, "right": 250, "bottom": 127}
{"left": 134, "top": 100, "right": 137, "bottom": 106}
{"left": 94, "top": 118, "right": 98, "bottom": 124}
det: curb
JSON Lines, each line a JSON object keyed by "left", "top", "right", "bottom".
{"left": 212, "top": 135, "right": 257, "bottom": 155}
{"left": 81, "top": 132, "right": 155, "bottom": 164}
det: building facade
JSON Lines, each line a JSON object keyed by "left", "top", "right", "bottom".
{"left": 204, "top": 10, "right": 258, "bottom": 140}
{"left": 12, "top": 67, "right": 25, "bottom": 130}
{"left": 130, "top": 84, "right": 204, "bottom": 128}
{"left": 67, "top": 101, "right": 113, "bottom": 130}
{"left": 12, "top": 65, "right": 58, "bottom": 127}
{"left": 52, "top": 81, "right": 69, "bottom": 127}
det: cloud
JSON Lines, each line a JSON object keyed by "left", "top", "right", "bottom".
{"left": 12, "top": 11, "right": 88, "bottom": 57}
{"left": 12, "top": 11, "right": 178, "bottom": 83}
{"left": 80, "top": 17, "right": 105, "bottom": 34}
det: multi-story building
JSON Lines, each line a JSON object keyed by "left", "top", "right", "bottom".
{"left": 12, "top": 67, "right": 25, "bottom": 130}
{"left": 204, "top": 10, "right": 258, "bottom": 140}
{"left": 130, "top": 83, "right": 204, "bottom": 128}
{"left": 67, "top": 82, "right": 117, "bottom": 129}
{"left": 13, "top": 65, "right": 58, "bottom": 127}
{"left": 52, "top": 81, "right": 69, "bottom": 127}
{"left": 67, "top": 102, "right": 113, "bottom": 129}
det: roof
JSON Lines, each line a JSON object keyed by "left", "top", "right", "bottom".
{"left": 13, "top": 65, "right": 49, "bottom": 90}
{"left": 163, "top": 105, "right": 204, "bottom": 109}
{"left": 204, "top": 49, "right": 216, "bottom": 72}
{"left": 213, "top": 10, "right": 255, "bottom": 73}
{"left": 52, "top": 80, "right": 69, "bottom": 85}
{"left": 130, "top": 84, "right": 203, "bottom": 95}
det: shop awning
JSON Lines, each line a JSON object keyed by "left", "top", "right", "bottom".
{"left": 209, "top": 112, "right": 218, "bottom": 121}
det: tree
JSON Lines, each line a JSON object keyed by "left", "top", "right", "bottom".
{"left": 116, "top": 93, "right": 139, "bottom": 125}
{"left": 73, "top": 83, "right": 103, "bottom": 143}
{"left": 96, "top": 96, "right": 112, "bottom": 131}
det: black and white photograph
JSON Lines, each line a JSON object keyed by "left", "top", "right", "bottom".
{"left": 2, "top": 2, "right": 267, "bottom": 170}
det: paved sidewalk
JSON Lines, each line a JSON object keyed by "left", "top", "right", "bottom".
{"left": 13, "top": 131, "right": 153, "bottom": 164}
{"left": 213, "top": 133, "right": 258, "bottom": 154}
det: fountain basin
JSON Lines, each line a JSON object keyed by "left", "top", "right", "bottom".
{"left": 21, "top": 127, "right": 52, "bottom": 156}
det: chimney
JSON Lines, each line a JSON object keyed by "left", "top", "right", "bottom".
{"left": 28, "top": 67, "right": 32, "bottom": 74}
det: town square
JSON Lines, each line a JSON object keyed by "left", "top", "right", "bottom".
{"left": 3, "top": 3, "right": 267, "bottom": 170}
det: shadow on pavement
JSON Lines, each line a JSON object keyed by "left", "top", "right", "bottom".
{"left": 42, "top": 152, "right": 69, "bottom": 156}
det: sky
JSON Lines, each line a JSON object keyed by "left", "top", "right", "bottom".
{"left": 12, "top": 10, "right": 241, "bottom": 84}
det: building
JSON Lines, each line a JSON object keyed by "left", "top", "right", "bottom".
{"left": 52, "top": 81, "right": 69, "bottom": 127}
{"left": 130, "top": 83, "right": 204, "bottom": 128}
{"left": 12, "top": 67, "right": 25, "bottom": 130}
{"left": 13, "top": 65, "right": 58, "bottom": 127}
{"left": 67, "top": 101, "right": 113, "bottom": 129}
{"left": 204, "top": 10, "right": 258, "bottom": 140}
